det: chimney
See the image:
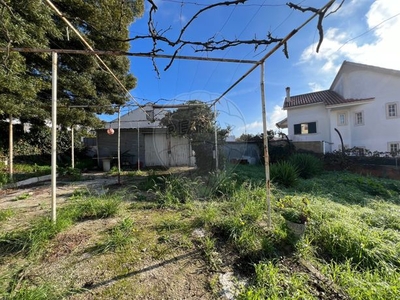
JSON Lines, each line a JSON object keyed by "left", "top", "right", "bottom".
{"left": 285, "top": 87, "right": 291, "bottom": 104}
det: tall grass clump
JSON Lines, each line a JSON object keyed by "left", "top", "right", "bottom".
{"left": 0, "top": 171, "right": 9, "bottom": 187}
{"left": 154, "top": 175, "right": 198, "bottom": 207}
{"left": 0, "top": 209, "right": 14, "bottom": 222}
{"left": 0, "top": 214, "right": 72, "bottom": 257}
{"left": 68, "top": 195, "right": 122, "bottom": 220}
{"left": 198, "top": 184, "right": 284, "bottom": 259}
{"left": 91, "top": 217, "right": 137, "bottom": 253}
{"left": 4, "top": 282, "right": 60, "bottom": 300}
{"left": 289, "top": 153, "right": 323, "bottom": 179}
{"left": 0, "top": 194, "right": 122, "bottom": 257}
{"left": 321, "top": 261, "right": 400, "bottom": 300}
{"left": 201, "top": 170, "right": 238, "bottom": 198}
{"left": 307, "top": 200, "right": 400, "bottom": 270}
{"left": 270, "top": 161, "right": 299, "bottom": 187}
{"left": 238, "top": 261, "right": 314, "bottom": 299}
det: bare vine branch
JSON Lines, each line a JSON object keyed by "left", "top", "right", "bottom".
{"left": 287, "top": 1, "right": 339, "bottom": 52}
{"left": 56, "top": 0, "right": 343, "bottom": 72}
{"left": 326, "top": 0, "right": 345, "bottom": 17}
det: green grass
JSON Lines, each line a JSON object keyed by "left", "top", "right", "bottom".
{"left": 91, "top": 217, "right": 137, "bottom": 253}
{"left": 238, "top": 261, "right": 314, "bottom": 299}
{"left": 1, "top": 165, "right": 400, "bottom": 299}
{"left": 4, "top": 282, "right": 61, "bottom": 300}
{"left": 0, "top": 209, "right": 14, "bottom": 222}
{"left": 0, "top": 194, "right": 123, "bottom": 257}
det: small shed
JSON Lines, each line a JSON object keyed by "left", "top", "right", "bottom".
{"left": 96, "top": 104, "right": 195, "bottom": 169}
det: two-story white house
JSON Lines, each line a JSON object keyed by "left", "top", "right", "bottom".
{"left": 277, "top": 61, "right": 400, "bottom": 154}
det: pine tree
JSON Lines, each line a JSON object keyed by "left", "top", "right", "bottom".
{"left": 0, "top": 0, "right": 144, "bottom": 128}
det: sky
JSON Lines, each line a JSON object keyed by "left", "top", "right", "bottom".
{"left": 101, "top": 0, "right": 400, "bottom": 138}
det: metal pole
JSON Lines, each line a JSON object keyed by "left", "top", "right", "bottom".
{"left": 137, "top": 122, "right": 140, "bottom": 171}
{"left": 9, "top": 114, "right": 13, "bottom": 180}
{"left": 214, "top": 104, "right": 219, "bottom": 170}
{"left": 260, "top": 63, "right": 271, "bottom": 228}
{"left": 117, "top": 106, "right": 121, "bottom": 184}
{"left": 71, "top": 126, "right": 75, "bottom": 168}
{"left": 51, "top": 52, "right": 58, "bottom": 222}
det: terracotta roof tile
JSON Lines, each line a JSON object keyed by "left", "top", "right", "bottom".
{"left": 284, "top": 90, "right": 374, "bottom": 108}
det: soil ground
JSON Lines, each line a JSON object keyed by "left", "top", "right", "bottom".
{"left": 0, "top": 172, "right": 236, "bottom": 299}
{"left": 0, "top": 171, "right": 349, "bottom": 299}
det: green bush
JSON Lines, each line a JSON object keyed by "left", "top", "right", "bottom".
{"left": 289, "top": 153, "right": 323, "bottom": 179}
{"left": 202, "top": 170, "right": 238, "bottom": 198}
{"left": 270, "top": 161, "right": 299, "bottom": 187}
{"left": 57, "top": 167, "right": 82, "bottom": 181}
{"left": 154, "top": 175, "right": 199, "bottom": 207}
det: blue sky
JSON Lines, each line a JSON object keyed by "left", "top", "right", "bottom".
{"left": 101, "top": 0, "right": 400, "bottom": 138}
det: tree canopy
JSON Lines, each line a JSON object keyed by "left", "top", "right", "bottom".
{"left": 0, "top": 0, "right": 144, "bottom": 128}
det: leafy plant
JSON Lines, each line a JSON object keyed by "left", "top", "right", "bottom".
{"left": 202, "top": 170, "right": 238, "bottom": 198}
{"left": 270, "top": 161, "right": 299, "bottom": 187}
{"left": 277, "top": 196, "right": 310, "bottom": 224}
{"left": 201, "top": 237, "right": 221, "bottom": 270}
{"left": 281, "top": 208, "right": 308, "bottom": 224}
{"left": 289, "top": 153, "right": 323, "bottom": 179}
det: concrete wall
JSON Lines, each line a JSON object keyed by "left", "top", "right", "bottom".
{"left": 222, "top": 142, "right": 261, "bottom": 164}
{"left": 292, "top": 141, "right": 323, "bottom": 154}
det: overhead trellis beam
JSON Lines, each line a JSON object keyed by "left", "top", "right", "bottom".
{"left": 0, "top": 47, "right": 258, "bottom": 64}
{"left": 209, "top": 0, "right": 335, "bottom": 107}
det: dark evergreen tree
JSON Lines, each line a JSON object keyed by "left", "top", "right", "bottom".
{"left": 0, "top": 0, "right": 144, "bottom": 129}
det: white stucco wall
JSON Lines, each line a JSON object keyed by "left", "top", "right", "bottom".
{"left": 331, "top": 65, "right": 400, "bottom": 153}
{"left": 287, "top": 103, "right": 330, "bottom": 143}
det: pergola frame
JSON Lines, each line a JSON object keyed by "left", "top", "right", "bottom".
{"left": 0, "top": 0, "right": 335, "bottom": 227}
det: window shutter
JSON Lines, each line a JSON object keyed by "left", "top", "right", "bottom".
{"left": 308, "top": 122, "right": 317, "bottom": 133}
{"left": 294, "top": 124, "right": 301, "bottom": 134}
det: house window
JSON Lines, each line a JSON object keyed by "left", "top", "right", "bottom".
{"left": 355, "top": 111, "right": 364, "bottom": 125}
{"left": 388, "top": 142, "right": 399, "bottom": 155}
{"left": 386, "top": 103, "right": 398, "bottom": 118}
{"left": 337, "top": 112, "right": 347, "bottom": 126}
{"left": 294, "top": 122, "right": 317, "bottom": 135}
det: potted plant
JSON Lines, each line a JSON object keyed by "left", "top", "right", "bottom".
{"left": 281, "top": 207, "right": 308, "bottom": 236}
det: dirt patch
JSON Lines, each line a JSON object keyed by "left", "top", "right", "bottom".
{"left": 0, "top": 171, "right": 352, "bottom": 299}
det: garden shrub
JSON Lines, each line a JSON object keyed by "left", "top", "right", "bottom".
{"left": 289, "top": 153, "right": 323, "bottom": 179}
{"left": 270, "top": 161, "right": 299, "bottom": 187}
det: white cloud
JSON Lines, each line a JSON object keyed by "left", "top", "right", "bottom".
{"left": 238, "top": 120, "right": 263, "bottom": 135}
{"left": 308, "top": 82, "right": 324, "bottom": 92}
{"left": 300, "top": 0, "right": 400, "bottom": 73}
{"left": 269, "top": 105, "right": 286, "bottom": 130}
{"left": 234, "top": 105, "right": 287, "bottom": 136}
